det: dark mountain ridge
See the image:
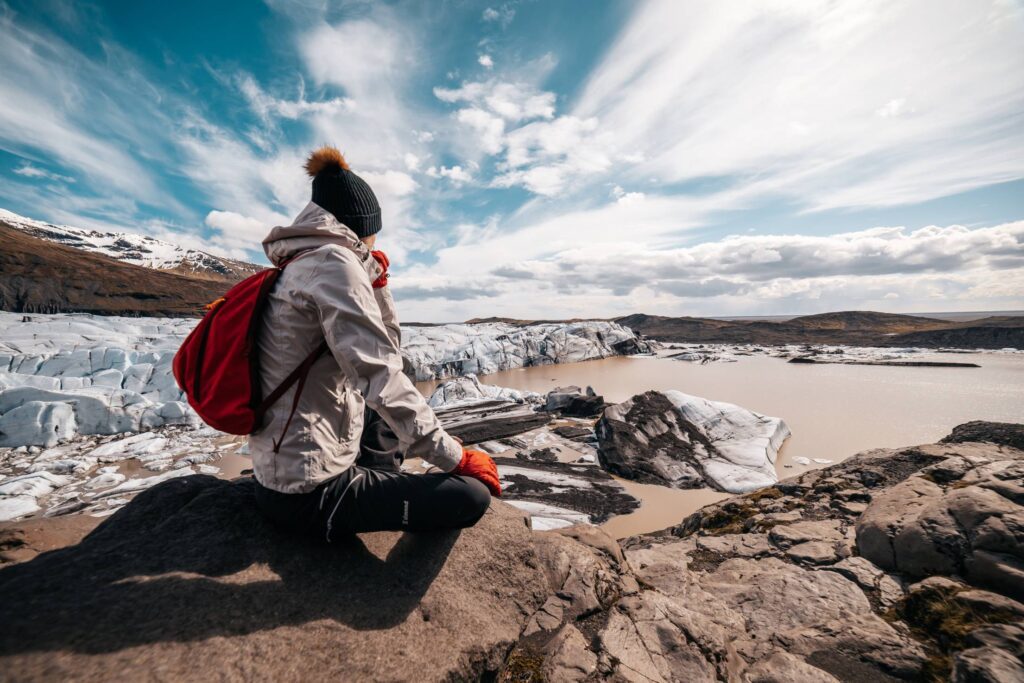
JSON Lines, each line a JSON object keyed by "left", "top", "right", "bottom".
{"left": 616, "top": 311, "right": 1024, "bottom": 349}
{"left": 0, "top": 223, "right": 235, "bottom": 317}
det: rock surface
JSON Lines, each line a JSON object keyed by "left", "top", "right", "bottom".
{"left": 1, "top": 423, "right": 1023, "bottom": 681}
{"left": 596, "top": 390, "right": 789, "bottom": 493}
{"left": 856, "top": 434, "right": 1024, "bottom": 601}
{"left": 0, "top": 475, "right": 549, "bottom": 681}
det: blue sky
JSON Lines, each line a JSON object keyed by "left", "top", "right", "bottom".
{"left": 1, "top": 0, "right": 1023, "bottom": 321}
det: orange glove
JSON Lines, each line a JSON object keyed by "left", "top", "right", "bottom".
{"left": 452, "top": 448, "right": 501, "bottom": 497}
{"left": 370, "top": 250, "right": 389, "bottom": 289}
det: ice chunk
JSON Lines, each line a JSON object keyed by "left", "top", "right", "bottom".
{"left": 0, "top": 401, "right": 76, "bottom": 448}
{"left": 428, "top": 374, "right": 540, "bottom": 408}
{"left": 85, "top": 472, "right": 126, "bottom": 490}
{"left": 0, "top": 495, "right": 39, "bottom": 521}
{"left": 0, "top": 471, "right": 69, "bottom": 497}
{"left": 505, "top": 500, "right": 591, "bottom": 530}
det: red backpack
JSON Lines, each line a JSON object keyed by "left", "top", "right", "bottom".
{"left": 172, "top": 256, "right": 327, "bottom": 442}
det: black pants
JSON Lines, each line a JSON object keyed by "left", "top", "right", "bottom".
{"left": 254, "top": 409, "right": 489, "bottom": 541}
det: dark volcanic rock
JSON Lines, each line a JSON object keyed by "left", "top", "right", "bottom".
{"left": 942, "top": 421, "right": 1024, "bottom": 451}
{"left": 543, "top": 386, "right": 583, "bottom": 412}
{"left": 595, "top": 390, "right": 785, "bottom": 493}
{"left": 856, "top": 448, "right": 1024, "bottom": 600}
{"left": 596, "top": 391, "right": 709, "bottom": 489}
{"left": 789, "top": 357, "right": 980, "bottom": 367}
{"left": 552, "top": 425, "right": 594, "bottom": 442}
{"left": 561, "top": 394, "right": 606, "bottom": 418}
{"left": 434, "top": 399, "right": 551, "bottom": 444}
{"left": 0, "top": 476, "right": 548, "bottom": 682}
{"left": 494, "top": 457, "right": 640, "bottom": 523}
{"left": 3, "top": 423, "right": 1024, "bottom": 682}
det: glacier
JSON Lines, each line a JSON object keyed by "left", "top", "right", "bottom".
{"left": 0, "top": 312, "right": 650, "bottom": 449}
{"left": 403, "top": 320, "right": 651, "bottom": 381}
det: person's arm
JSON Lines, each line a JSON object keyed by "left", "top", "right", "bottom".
{"left": 305, "top": 246, "right": 462, "bottom": 471}
{"left": 374, "top": 284, "right": 402, "bottom": 349}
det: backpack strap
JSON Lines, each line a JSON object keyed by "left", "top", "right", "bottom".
{"left": 262, "top": 339, "right": 329, "bottom": 453}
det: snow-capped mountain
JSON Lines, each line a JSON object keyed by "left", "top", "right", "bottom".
{"left": 0, "top": 208, "right": 262, "bottom": 281}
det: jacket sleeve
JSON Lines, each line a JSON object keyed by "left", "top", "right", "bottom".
{"left": 306, "top": 246, "right": 462, "bottom": 471}
{"left": 374, "top": 284, "right": 402, "bottom": 348}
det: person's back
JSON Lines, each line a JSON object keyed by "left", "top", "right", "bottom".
{"left": 249, "top": 146, "right": 501, "bottom": 541}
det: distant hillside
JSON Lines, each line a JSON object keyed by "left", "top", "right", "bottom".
{"left": 784, "top": 310, "right": 947, "bottom": 332}
{"left": 0, "top": 223, "right": 237, "bottom": 317}
{"left": 616, "top": 311, "right": 1024, "bottom": 349}
{"left": 0, "top": 209, "right": 262, "bottom": 281}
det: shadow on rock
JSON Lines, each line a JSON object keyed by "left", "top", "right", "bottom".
{"left": 0, "top": 475, "right": 460, "bottom": 654}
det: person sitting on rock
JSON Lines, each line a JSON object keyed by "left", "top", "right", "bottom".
{"left": 249, "top": 146, "right": 501, "bottom": 541}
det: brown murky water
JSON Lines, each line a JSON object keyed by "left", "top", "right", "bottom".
{"left": 420, "top": 351, "right": 1024, "bottom": 538}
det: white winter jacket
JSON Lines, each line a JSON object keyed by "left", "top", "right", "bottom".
{"left": 249, "top": 202, "right": 462, "bottom": 493}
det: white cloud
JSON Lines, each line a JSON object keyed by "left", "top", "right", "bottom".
{"left": 237, "top": 75, "right": 352, "bottom": 123}
{"left": 482, "top": 6, "right": 516, "bottom": 27}
{"left": 403, "top": 153, "right": 421, "bottom": 171}
{"left": 426, "top": 165, "right": 473, "bottom": 185}
{"left": 360, "top": 170, "right": 418, "bottom": 197}
{"left": 434, "top": 80, "right": 556, "bottom": 123}
{"left": 494, "top": 115, "right": 611, "bottom": 195}
{"left": 455, "top": 107, "right": 506, "bottom": 154}
{"left": 611, "top": 185, "right": 644, "bottom": 205}
{"left": 573, "top": 0, "right": 1024, "bottom": 210}
{"left": 13, "top": 162, "right": 74, "bottom": 183}
{"left": 295, "top": 7, "right": 442, "bottom": 177}
{"left": 875, "top": 98, "right": 914, "bottom": 119}
{"left": 0, "top": 17, "right": 175, "bottom": 208}
{"left": 478, "top": 54, "right": 494, "bottom": 69}
{"left": 205, "top": 210, "right": 267, "bottom": 241}
{"left": 398, "top": 219, "right": 1024, "bottom": 320}
{"left": 435, "top": 73, "right": 615, "bottom": 195}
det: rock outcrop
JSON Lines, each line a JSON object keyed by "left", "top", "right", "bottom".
{"left": 0, "top": 475, "right": 550, "bottom": 681}
{"left": 1, "top": 423, "right": 1022, "bottom": 681}
{"left": 596, "top": 390, "right": 789, "bottom": 494}
{"left": 856, "top": 435, "right": 1024, "bottom": 601}
{"left": 612, "top": 423, "right": 1024, "bottom": 682}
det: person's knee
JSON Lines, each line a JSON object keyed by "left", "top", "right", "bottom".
{"left": 458, "top": 477, "right": 492, "bottom": 527}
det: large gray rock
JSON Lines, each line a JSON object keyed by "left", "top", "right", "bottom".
{"left": 857, "top": 449, "right": 1024, "bottom": 600}
{"left": 542, "top": 623, "right": 598, "bottom": 681}
{"left": 953, "top": 623, "right": 1024, "bottom": 683}
{"left": 698, "top": 557, "right": 924, "bottom": 671}
{"left": 616, "top": 426, "right": 1024, "bottom": 681}
{"left": 596, "top": 390, "right": 788, "bottom": 494}
{"left": 0, "top": 475, "right": 548, "bottom": 682}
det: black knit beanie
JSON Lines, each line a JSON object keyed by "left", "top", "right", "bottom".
{"left": 305, "top": 146, "right": 382, "bottom": 238}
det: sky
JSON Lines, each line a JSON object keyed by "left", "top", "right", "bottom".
{"left": 1, "top": 0, "right": 1023, "bottom": 322}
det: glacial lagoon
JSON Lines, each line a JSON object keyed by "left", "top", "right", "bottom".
{"left": 422, "top": 349, "right": 1024, "bottom": 537}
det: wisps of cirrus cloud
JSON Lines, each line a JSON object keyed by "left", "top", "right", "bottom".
{"left": 0, "top": 0, "right": 1022, "bottom": 320}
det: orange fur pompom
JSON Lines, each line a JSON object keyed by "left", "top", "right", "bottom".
{"left": 304, "top": 146, "right": 350, "bottom": 177}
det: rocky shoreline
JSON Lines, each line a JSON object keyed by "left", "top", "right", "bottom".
{"left": 1, "top": 422, "right": 1020, "bottom": 681}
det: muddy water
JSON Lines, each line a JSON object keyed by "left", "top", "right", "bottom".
{"left": 420, "top": 351, "right": 1024, "bottom": 538}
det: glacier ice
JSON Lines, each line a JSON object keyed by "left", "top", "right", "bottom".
{"left": 0, "top": 312, "right": 649, "bottom": 448}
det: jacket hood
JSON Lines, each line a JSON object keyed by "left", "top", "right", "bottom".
{"left": 262, "top": 202, "right": 370, "bottom": 266}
